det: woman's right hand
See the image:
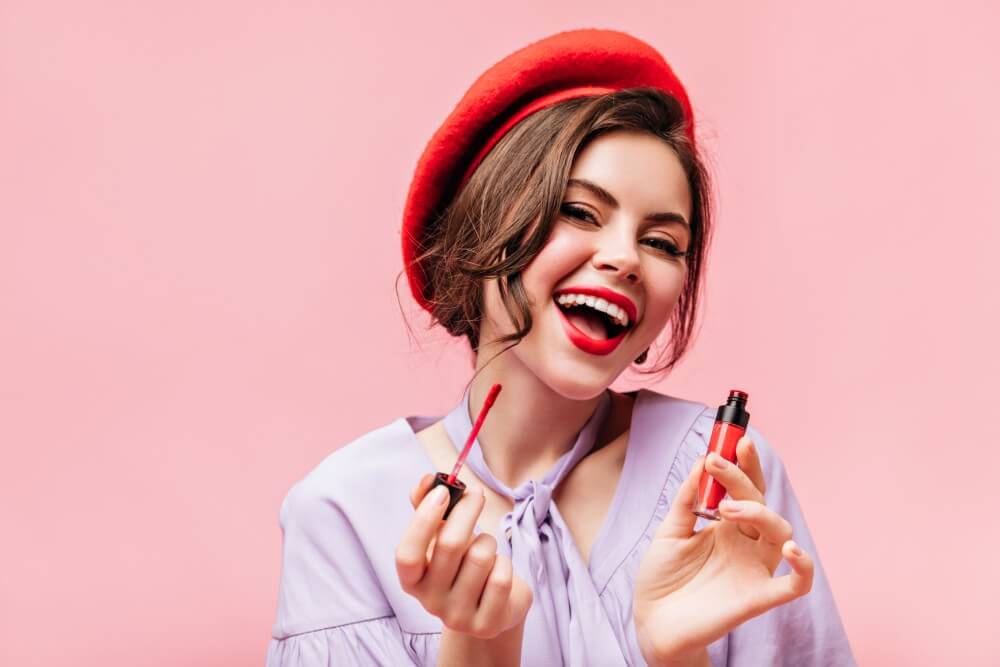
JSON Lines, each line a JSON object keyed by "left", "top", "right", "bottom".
{"left": 632, "top": 439, "right": 814, "bottom": 665}
{"left": 395, "top": 473, "right": 533, "bottom": 640}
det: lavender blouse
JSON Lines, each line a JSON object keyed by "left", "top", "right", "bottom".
{"left": 266, "top": 388, "right": 856, "bottom": 665}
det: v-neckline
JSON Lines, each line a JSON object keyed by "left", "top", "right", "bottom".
{"left": 402, "top": 388, "right": 649, "bottom": 582}
{"left": 580, "top": 388, "right": 643, "bottom": 573}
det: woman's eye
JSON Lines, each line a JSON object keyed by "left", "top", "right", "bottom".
{"left": 560, "top": 203, "right": 597, "bottom": 225}
{"left": 642, "top": 237, "right": 688, "bottom": 258}
{"left": 561, "top": 203, "right": 689, "bottom": 259}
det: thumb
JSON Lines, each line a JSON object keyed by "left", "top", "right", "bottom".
{"left": 654, "top": 455, "right": 705, "bottom": 540}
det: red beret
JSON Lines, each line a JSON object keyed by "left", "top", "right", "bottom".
{"left": 401, "top": 28, "right": 696, "bottom": 313}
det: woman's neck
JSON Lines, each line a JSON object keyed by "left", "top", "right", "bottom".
{"left": 467, "top": 354, "right": 609, "bottom": 490}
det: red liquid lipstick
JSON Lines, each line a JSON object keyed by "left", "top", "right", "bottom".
{"left": 693, "top": 390, "right": 750, "bottom": 521}
{"left": 430, "top": 383, "right": 502, "bottom": 519}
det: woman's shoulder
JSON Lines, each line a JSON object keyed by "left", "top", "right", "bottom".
{"left": 273, "top": 416, "right": 443, "bottom": 638}
{"left": 629, "top": 387, "right": 714, "bottom": 443}
{"left": 284, "top": 416, "right": 430, "bottom": 513}
{"left": 625, "top": 388, "right": 792, "bottom": 498}
{"left": 632, "top": 388, "right": 782, "bottom": 459}
{"left": 279, "top": 416, "right": 439, "bottom": 551}
{"left": 630, "top": 387, "right": 712, "bottom": 420}
{"left": 629, "top": 389, "right": 798, "bottom": 527}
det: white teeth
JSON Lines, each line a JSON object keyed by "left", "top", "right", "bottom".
{"left": 554, "top": 292, "right": 631, "bottom": 328}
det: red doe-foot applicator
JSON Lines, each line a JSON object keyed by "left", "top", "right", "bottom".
{"left": 693, "top": 389, "right": 751, "bottom": 521}
{"left": 429, "top": 383, "right": 502, "bottom": 519}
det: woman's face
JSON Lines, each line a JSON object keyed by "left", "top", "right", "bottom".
{"left": 479, "top": 129, "right": 693, "bottom": 400}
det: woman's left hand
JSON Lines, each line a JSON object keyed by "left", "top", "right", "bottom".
{"left": 632, "top": 436, "right": 815, "bottom": 666}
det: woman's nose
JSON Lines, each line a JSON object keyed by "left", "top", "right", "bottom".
{"left": 591, "top": 235, "right": 641, "bottom": 283}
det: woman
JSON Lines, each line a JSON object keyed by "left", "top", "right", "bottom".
{"left": 266, "top": 29, "right": 856, "bottom": 666}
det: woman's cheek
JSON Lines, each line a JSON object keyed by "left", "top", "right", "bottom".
{"left": 526, "top": 229, "right": 591, "bottom": 286}
{"left": 643, "top": 274, "right": 685, "bottom": 332}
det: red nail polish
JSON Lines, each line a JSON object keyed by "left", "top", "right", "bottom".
{"left": 693, "top": 390, "right": 750, "bottom": 521}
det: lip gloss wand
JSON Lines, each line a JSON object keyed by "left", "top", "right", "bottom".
{"left": 693, "top": 389, "right": 751, "bottom": 521}
{"left": 429, "top": 383, "right": 503, "bottom": 519}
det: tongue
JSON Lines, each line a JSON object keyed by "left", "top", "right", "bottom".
{"left": 565, "top": 308, "right": 609, "bottom": 340}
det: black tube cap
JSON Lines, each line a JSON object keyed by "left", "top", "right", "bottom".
{"left": 715, "top": 389, "right": 750, "bottom": 428}
{"left": 429, "top": 472, "right": 467, "bottom": 520}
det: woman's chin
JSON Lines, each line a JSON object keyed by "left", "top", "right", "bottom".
{"left": 535, "top": 358, "right": 625, "bottom": 401}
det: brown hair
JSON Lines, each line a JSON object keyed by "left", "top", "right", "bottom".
{"left": 395, "top": 87, "right": 715, "bottom": 378}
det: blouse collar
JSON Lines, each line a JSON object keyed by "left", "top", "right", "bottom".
{"left": 440, "top": 385, "right": 613, "bottom": 503}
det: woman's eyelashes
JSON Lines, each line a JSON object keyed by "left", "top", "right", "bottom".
{"left": 643, "top": 237, "right": 687, "bottom": 257}
{"left": 559, "top": 203, "right": 689, "bottom": 258}
{"left": 560, "top": 203, "right": 605, "bottom": 228}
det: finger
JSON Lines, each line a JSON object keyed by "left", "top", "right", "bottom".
{"left": 735, "top": 436, "right": 766, "bottom": 497}
{"left": 396, "top": 484, "right": 451, "bottom": 590}
{"left": 475, "top": 553, "right": 515, "bottom": 637}
{"left": 706, "top": 451, "right": 765, "bottom": 504}
{"left": 422, "top": 485, "right": 486, "bottom": 593}
{"left": 655, "top": 455, "right": 705, "bottom": 540}
{"left": 718, "top": 499, "right": 793, "bottom": 545}
{"left": 752, "top": 541, "right": 815, "bottom": 616}
{"left": 507, "top": 573, "right": 534, "bottom": 633}
{"left": 445, "top": 533, "right": 499, "bottom": 636}
{"left": 410, "top": 473, "right": 437, "bottom": 509}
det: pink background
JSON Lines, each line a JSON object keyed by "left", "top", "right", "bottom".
{"left": 2, "top": 2, "right": 997, "bottom": 664}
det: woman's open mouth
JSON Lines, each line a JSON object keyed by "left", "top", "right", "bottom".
{"left": 552, "top": 292, "right": 635, "bottom": 356}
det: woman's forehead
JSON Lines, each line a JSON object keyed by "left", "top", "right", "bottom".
{"left": 567, "top": 133, "right": 692, "bottom": 218}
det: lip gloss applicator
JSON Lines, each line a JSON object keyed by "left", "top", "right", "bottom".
{"left": 693, "top": 389, "right": 751, "bottom": 521}
{"left": 428, "top": 383, "right": 503, "bottom": 519}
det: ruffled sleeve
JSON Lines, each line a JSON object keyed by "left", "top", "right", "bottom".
{"left": 723, "top": 423, "right": 858, "bottom": 666}
{"left": 266, "top": 616, "right": 438, "bottom": 666}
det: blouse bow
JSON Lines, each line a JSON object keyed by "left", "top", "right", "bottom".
{"left": 441, "top": 388, "right": 627, "bottom": 666}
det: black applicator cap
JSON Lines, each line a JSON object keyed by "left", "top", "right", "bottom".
{"left": 429, "top": 472, "right": 467, "bottom": 519}
{"left": 715, "top": 389, "right": 750, "bottom": 428}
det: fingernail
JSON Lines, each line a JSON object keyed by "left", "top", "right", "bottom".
{"left": 426, "top": 486, "right": 449, "bottom": 507}
{"left": 790, "top": 541, "right": 803, "bottom": 557}
{"left": 711, "top": 454, "right": 729, "bottom": 469}
{"left": 720, "top": 499, "right": 742, "bottom": 514}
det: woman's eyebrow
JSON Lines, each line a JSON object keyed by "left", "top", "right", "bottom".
{"left": 567, "top": 178, "right": 689, "bottom": 229}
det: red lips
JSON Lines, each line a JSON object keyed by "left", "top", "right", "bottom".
{"left": 552, "top": 284, "right": 639, "bottom": 356}
{"left": 552, "top": 285, "right": 638, "bottom": 324}
{"left": 555, "top": 302, "right": 629, "bottom": 355}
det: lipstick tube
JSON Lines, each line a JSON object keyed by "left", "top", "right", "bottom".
{"left": 693, "top": 389, "right": 750, "bottom": 521}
